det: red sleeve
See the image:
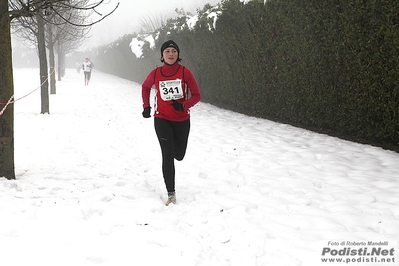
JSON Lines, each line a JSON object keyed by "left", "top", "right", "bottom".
{"left": 142, "top": 68, "right": 157, "bottom": 108}
{"left": 183, "top": 67, "right": 201, "bottom": 109}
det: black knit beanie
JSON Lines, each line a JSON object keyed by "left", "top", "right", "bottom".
{"left": 160, "top": 40, "right": 180, "bottom": 57}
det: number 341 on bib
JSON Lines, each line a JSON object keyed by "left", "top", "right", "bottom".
{"left": 159, "top": 80, "right": 183, "bottom": 101}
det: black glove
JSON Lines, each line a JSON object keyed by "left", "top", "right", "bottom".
{"left": 142, "top": 106, "right": 151, "bottom": 118}
{"left": 171, "top": 100, "right": 185, "bottom": 112}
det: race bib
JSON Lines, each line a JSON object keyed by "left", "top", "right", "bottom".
{"left": 159, "top": 79, "right": 183, "bottom": 101}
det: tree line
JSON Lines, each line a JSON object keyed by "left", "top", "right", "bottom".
{"left": 0, "top": 0, "right": 118, "bottom": 180}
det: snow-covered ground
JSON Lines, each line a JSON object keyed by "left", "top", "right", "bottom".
{"left": 1, "top": 68, "right": 398, "bottom": 266}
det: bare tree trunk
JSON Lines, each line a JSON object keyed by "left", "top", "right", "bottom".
{"left": 57, "top": 42, "right": 65, "bottom": 80}
{"left": 0, "top": 0, "right": 16, "bottom": 180}
{"left": 49, "top": 43, "right": 56, "bottom": 94}
{"left": 37, "top": 13, "right": 50, "bottom": 114}
{"left": 47, "top": 23, "right": 56, "bottom": 94}
{"left": 57, "top": 42, "right": 62, "bottom": 81}
{"left": 61, "top": 52, "right": 66, "bottom": 77}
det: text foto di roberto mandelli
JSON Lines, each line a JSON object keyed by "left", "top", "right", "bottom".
{"left": 328, "top": 241, "right": 390, "bottom": 246}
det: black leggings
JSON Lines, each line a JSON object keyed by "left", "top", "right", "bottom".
{"left": 84, "top": 71, "right": 91, "bottom": 80}
{"left": 154, "top": 118, "right": 190, "bottom": 193}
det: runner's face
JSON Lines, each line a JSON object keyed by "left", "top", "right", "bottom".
{"left": 163, "top": 48, "right": 178, "bottom": 64}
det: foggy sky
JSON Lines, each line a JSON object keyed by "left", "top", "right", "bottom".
{"left": 88, "top": 0, "right": 221, "bottom": 47}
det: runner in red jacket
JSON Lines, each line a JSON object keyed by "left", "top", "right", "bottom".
{"left": 141, "top": 40, "right": 201, "bottom": 205}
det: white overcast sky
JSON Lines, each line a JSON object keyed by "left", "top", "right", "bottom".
{"left": 88, "top": 0, "right": 221, "bottom": 47}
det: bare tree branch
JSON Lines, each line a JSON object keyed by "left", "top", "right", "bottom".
{"left": 49, "top": 1, "right": 119, "bottom": 27}
{"left": 9, "top": 0, "right": 119, "bottom": 24}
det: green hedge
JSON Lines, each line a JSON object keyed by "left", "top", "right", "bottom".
{"left": 92, "top": 0, "right": 399, "bottom": 151}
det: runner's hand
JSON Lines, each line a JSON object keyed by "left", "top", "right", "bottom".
{"left": 142, "top": 106, "right": 151, "bottom": 118}
{"left": 171, "top": 100, "right": 185, "bottom": 111}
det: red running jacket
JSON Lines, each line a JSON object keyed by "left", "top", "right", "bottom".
{"left": 142, "top": 62, "right": 201, "bottom": 122}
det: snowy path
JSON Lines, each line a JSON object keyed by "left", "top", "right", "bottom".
{"left": 0, "top": 68, "right": 398, "bottom": 266}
